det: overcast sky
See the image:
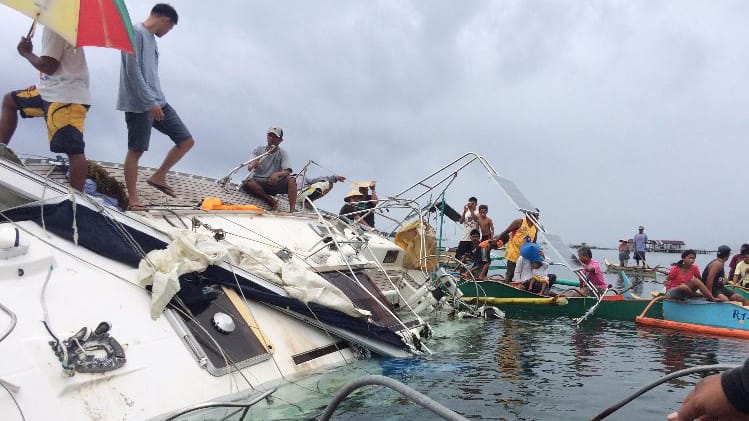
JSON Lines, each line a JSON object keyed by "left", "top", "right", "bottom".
{"left": 1, "top": 1, "right": 747, "bottom": 249}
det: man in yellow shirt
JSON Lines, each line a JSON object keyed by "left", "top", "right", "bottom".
{"left": 496, "top": 209, "right": 540, "bottom": 282}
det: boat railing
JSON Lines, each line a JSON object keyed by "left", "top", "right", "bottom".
{"left": 159, "top": 388, "right": 275, "bottom": 421}
{"left": 317, "top": 375, "right": 468, "bottom": 421}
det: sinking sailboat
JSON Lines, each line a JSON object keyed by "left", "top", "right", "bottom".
{"left": 0, "top": 154, "right": 459, "bottom": 419}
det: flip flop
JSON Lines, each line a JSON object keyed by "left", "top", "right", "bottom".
{"left": 147, "top": 180, "right": 176, "bottom": 197}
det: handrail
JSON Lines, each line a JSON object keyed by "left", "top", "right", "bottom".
{"left": 217, "top": 145, "right": 278, "bottom": 190}
{"left": 318, "top": 375, "right": 468, "bottom": 421}
{"left": 160, "top": 388, "right": 275, "bottom": 421}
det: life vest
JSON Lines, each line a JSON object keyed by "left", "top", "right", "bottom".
{"left": 504, "top": 218, "right": 537, "bottom": 263}
{"left": 200, "top": 197, "right": 263, "bottom": 211}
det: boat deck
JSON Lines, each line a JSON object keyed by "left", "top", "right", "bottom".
{"left": 21, "top": 157, "right": 300, "bottom": 213}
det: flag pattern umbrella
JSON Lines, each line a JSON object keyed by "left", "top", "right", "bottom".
{"left": 0, "top": 0, "right": 135, "bottom": 53}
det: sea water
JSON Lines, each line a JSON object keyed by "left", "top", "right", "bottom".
{"left": 182, "top": 252, "right": 749, "bottom": 420}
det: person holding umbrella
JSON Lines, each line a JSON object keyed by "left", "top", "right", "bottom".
{"left": 0, "top": 27, "right": 91, "bottom": 191}
{"left": 0, "top": 0, "right": 136, "bottom": 191}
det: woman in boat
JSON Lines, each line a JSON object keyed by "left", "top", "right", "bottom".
{"left": 664, "top": 249, "right": 716, "bottom": 301}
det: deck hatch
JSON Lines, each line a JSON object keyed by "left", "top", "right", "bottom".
{"left": 167, "top": 288, "right": 271, "bottom": 376}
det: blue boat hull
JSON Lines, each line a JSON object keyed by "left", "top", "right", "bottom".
{"left": 663, "top": 299, "right": 749, "bottom": 331}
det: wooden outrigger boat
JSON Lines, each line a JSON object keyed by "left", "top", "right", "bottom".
{"left": 636, "top": 297, "right": 749, "bottom": 339}
{"left": 458, "top": 280, "right": 662, "bottom": 321}
{"left": 603, "top": 257, "right": 662, "bottom": 278}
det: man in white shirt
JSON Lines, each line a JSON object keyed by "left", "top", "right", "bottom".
{"left": 455, "top": 196, "right": 479, "bottom": 260}
{"left": 0, "top": 27, "right": 90, "bottom": 191}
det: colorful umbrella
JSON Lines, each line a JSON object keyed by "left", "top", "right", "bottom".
{"left": 0, "top": 0, "right": 135, "bottom": 53}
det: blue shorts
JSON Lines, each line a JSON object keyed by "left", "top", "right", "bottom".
{"left": 125, "top": 103, "right": 192, "bottom": 152}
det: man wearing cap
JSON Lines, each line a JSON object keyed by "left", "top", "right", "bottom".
{"left": 356, "top": 181, "right": 378, "bottom": 228}
{"left": 118, "top": 4, "right": 195, "bottom": 209}
{"left": 242, "top": 127, "right": 297, "bottom": 212}
{"left": 633, "top": 226, "right": 648, "bottom": 267}
{"left": 339, "top": 190, "right": 370, "bottom": 226}
{"left": 703, "top": 245, "right": 746, "bottom": 303}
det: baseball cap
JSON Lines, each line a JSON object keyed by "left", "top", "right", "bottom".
{"left": 267, "top": 127, "right": 284, "bottom": 138}
{"left": 520, "top": 242, "right": 544, "bottom": 262}
{"left": 717, "top": 245, "right": 731, "bottom": 258}
{"left": 638, "top": 225, "right": 644, "bottom": 230}
{"left": 344, "top": 190, "right": 364, "bottom": 202}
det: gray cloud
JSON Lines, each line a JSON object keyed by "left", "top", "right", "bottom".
{"left": 0, "top": 0, "right": 747, "bottom": 249}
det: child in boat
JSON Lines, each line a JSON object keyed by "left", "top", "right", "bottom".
{"left": 513, "top": 242, "right": 557, "bottom": 295}
{"left": 665, "top": 249, "right": 716, "bottom": 301}
{"left": 477, "top": 204, "right": 494, "bottom": 241}
{"left": 570, "top": 246, "right": 607, "bottom": 296}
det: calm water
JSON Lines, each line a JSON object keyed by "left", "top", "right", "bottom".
{"left": 191, "top": 253, "right": 749, "bottom": 420}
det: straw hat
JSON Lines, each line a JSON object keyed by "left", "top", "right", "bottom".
{"left": 344, "top": 190, "right": 364, "bottom": 202}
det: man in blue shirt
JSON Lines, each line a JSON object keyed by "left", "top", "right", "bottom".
{"left": 633, "top": 225, "right": 648, "bottom": 267}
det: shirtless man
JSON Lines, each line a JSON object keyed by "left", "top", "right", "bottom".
{"left": 477, "top": 204, "right": 494, "bottom": 241}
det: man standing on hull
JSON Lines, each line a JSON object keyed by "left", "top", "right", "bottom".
{"left": 117, "top": 3, "right": 195, "bottom": 209}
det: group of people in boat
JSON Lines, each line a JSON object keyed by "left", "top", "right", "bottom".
{"left": 664, "top": 245, "right": 748, "bottom": 304}
{"left": 454, "top": 198, "right": 606, "bottom": 297}
{"left": 456, "top": 201, "right": 749, "bottom": 303}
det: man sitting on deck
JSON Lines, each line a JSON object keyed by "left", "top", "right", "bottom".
{"left": 241, "top": 127, "right": 298, "bottom": 213}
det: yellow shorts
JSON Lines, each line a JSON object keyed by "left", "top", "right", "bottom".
{"left": 11, "top": 87, "right": 88, "bottom": 155}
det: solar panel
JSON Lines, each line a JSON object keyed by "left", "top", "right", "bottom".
{"left": 538, "top": 232, "right": 582, "bottom": 271}
{"left": 491, "top": 175, "right": 536, "bottom": 212}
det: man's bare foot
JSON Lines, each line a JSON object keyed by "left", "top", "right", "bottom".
{"left": 126, "top": 201, "right": 148, "bottom": 211}
{"left": 269, "top": 198, "right": 279, "bottom": 211}
{"left": 147, "top": 178, "right": 175, "bottom": 197}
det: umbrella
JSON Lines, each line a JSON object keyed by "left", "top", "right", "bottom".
{"left": 0, "top": 0, "right": 135, "bottom": 53}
